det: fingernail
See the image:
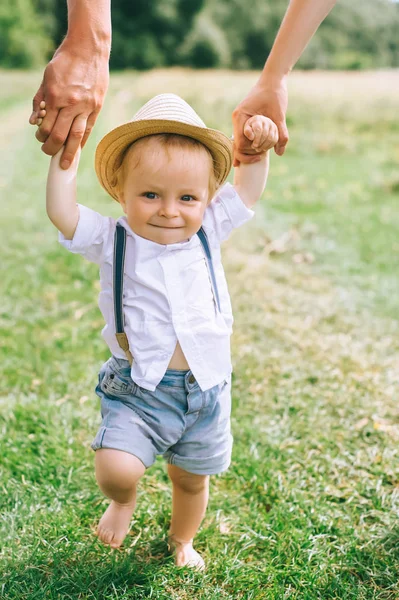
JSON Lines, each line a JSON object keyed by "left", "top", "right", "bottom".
{"left": 61, "top": 160, "right": 70, "bottom": 169}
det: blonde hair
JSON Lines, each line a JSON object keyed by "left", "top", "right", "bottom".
{"left": 111, "top": 133, "right": 218, "bottom": 201}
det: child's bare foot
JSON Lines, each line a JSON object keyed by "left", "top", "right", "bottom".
{"left": 168, "top": 535, "right": 206, "bottom": 571}
{"left": 95, "top": 500, "right": 136, "bottom": 549}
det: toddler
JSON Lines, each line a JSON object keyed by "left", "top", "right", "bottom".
{"left": 45, "top": 93, "right": 278, "bottom": 569}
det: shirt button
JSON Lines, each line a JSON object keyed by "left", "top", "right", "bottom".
{"left": 188, "top": 374, "right": 196, "bottom": 384}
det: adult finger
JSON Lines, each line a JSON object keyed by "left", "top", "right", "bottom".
{"left": 274, "top": 120, "right": 289, "bottom": 156}
{"left": 40, "top": 109, "right": 78, "bottom": 156}
{"left": 233, "top": 134, "right": 260, "bottom": 165}
{"left": 234, "top": 151, "right": 263, "bottom": 165}
{"left": 232, "top": 108, "right": 253, "bottom": 149}
{"left": 80, "top": 111, "right": 98, "bottom": 149}
{"left": 270, "top": 122, "right": 280, "bottom": 147}
{"left": 59, "top": 114, "right": 88, "bottom": 169}
{"left": 235, "top": 125, "right": 260, "bottom": 155}
{"left": 35, "top": 105, "right": 60, "bottom": 143}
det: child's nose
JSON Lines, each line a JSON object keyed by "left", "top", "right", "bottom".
{"left": 158, "top": 199, "right": 180, "bottom": 218}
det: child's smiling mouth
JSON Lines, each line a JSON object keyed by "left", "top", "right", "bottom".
{"left": 150, "top": 224, "right": 184, "bottom": 229}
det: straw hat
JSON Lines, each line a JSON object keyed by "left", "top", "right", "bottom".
{"left": 95, "top": 93, "right": 233, "bottom": 202}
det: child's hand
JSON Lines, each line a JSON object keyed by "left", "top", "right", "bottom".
{"left": 34, "top": 100, "right": 47, "bottom": 126}
{"left": 243, "top": 116, "right": 279, "bottom": 155}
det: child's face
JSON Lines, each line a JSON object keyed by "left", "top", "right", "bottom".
{"left": 119, "top": 139, "right": 212, "bottom": 245}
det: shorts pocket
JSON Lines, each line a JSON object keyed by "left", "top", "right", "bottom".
{"left": 99, "top": 363, "right": 137, "bottom": 398}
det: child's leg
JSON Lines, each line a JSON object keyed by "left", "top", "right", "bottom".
{"left": 95, "top": 448, "right": 146, "bottom": 548}
{"left": 167, "top": 464, "right": 209, "bottom": 569}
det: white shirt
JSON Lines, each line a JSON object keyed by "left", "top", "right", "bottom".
{"left": 59, "top": 183, "right": 254, "bottom": 391}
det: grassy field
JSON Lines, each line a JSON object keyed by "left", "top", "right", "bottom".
{"left": 1, "top": 68, "right": 399, "bottom": 599}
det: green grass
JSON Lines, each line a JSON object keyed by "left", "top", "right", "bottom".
{"left": 1, "top": 69, "right": 399, "bottom": 599}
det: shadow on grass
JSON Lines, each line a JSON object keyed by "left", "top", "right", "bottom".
{"left": 2, "top": 537, "right": 185, "bottom": 599}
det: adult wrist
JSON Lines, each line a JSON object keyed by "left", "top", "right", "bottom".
{"left": 261, "top": 59, "right": 290, "bottom": 84}
{"left": 256, "top": 70, "right": 288, "bottom": 93}
{"left": 62, "top": 30, "right": 111, "bottom": 59}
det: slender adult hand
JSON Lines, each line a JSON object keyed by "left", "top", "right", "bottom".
{"left": 29, "top": 43, "right": 109, "bottom": 169}
{"left": 232, "top": 76, "right": 289, "bottom": 166}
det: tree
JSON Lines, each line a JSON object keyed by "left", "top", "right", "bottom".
{"left": 2, "top": 0, "right": 399, "bottom": 70}
{"left": 298, "top": 0, "right": 399, "bottom": 69}
{"left": 0, "top": 0, "right": 52, "bottom": 68}
{"left": 110, "top": 0, "right": 205, "bottom": 69}
{"left": 177, "top": 12, "right": 230, "bottom": 68}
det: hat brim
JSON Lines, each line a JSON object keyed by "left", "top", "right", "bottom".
{"left": 95, "top": 119, "right": 233, "bottom": 202}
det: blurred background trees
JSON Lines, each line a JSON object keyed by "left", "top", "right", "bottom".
{"left": 1, "top": 0, "right": 398, "bottom": 70}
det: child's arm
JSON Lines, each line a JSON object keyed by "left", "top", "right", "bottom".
{"left": 233, "top": 116, "right": 279, "bottom": 208}
{"left": 46, "top": 144, "right": 81, "bottom": 240}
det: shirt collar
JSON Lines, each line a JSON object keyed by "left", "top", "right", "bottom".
{"left": 117, "top": 217, "right": 200, "bottom": 253}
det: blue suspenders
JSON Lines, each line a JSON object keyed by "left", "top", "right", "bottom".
{"left": 196, "top": 227, "right": 222, "bottom": 314}
{"left": 113, "top": 223, "right": 221, "bottom": 365}
{"left": 113, "top": 224, "right": 134, "bottom": 365}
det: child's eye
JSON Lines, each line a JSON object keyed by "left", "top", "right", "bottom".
{"left": 143, "top": 192, "right": 157, "bottom": 199}
{"left": 181, "top": 195, "right": 195, "bottom": 202}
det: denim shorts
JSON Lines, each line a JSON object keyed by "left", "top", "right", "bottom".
{"left": 91, "top": 356, "right": 233, "bottom": 475}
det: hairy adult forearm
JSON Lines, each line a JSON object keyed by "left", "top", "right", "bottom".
{"left": 262, "top": 0, "right": 336, "bottom": 79}
{"left": 65, "top": 0, "right": 112, "bottom": 54}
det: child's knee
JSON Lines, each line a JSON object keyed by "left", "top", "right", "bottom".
{"left": 95, "top": 448, "right": 145, "bottom": 493}
{"left": 168, "top": 464, "right": 209, "bottom": 494}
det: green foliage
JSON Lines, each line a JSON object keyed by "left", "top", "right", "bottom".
{"left": 207, "top": 0, "right": 399, "bottom": 70}
{"left": 177, "top": 13, "right": 230, "bottom": 68}
{"left": 298, "top": 0, "right": 399, "bottom": 70}
{"left": 110, "top": 0, "right": 205, "bottom": 70}
{"left": 35, "top": 0, "right": 67, "bottom": 48}
{"left": 0, "top": 0, "right": 52, "bottom": 67}
{"left": 1, "top": 0, "right": 399, "bottom": 70}
{"left": 205, "top": 0, "right": 287, "bottom": 69}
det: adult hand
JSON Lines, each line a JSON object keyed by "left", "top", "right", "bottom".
{"left": 29, "top": 42, "right": 109, "bottom": 169}
{"left": 232, "top": 75, "right": 289, "bottom": 166}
